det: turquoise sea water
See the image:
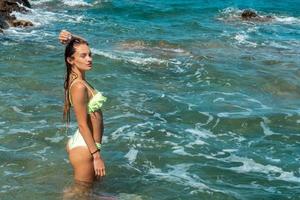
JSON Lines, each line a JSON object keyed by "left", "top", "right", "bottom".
{"left": 1, "top": 0, "right": 300, "bottom": 199}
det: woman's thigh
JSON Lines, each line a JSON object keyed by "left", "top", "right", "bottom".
{"left": 68, "top": 147, "right": 95, "bottom": 183}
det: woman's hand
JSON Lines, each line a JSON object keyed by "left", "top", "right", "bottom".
{"left": 93, "top": 153, "right": 106, "bottom": 178}
{"left": 59, "top": 30, "right": 72, "bottom": 45}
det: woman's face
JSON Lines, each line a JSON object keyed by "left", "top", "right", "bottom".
{"left": 69, "top": 44, "right": 92, "bottom": 71}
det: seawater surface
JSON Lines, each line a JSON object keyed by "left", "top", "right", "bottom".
{"left": 0, "top": 0, "right": 300, "bottom": 199}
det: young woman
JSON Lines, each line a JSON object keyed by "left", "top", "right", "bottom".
{"left": 59, "top": 30, "right": 106, "bottom": 184}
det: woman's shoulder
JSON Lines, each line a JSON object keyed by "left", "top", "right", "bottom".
{"left": 69, "top": 80, "right": 89, "bottom": 96}
{"left": 70, "top": 80, "right": 86, "bottom": 89}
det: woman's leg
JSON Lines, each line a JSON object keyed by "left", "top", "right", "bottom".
{"left": 69, "top": 147, "right": 95, "bottom": 182}
{"left": 63, "top": 147, "right": 95, "bottom": 200}
{"left": 63, "top": 180, "right": 93, "bottom": 200}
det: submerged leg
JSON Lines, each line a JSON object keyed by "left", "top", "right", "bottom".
{"left": 63, "top": 180, "right": 93, "bottom": 200}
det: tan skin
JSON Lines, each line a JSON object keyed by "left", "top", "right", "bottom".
{"left": 61, "top": 31, "right": 106, "bottom": 183}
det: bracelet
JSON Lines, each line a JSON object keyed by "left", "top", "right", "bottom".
{"left": 95, "top": 142, "right": 102, "bottom": 150}
{"left": 91, "top": 149, "right": 99, "bottom": 155}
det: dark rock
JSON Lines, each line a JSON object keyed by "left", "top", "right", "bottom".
{"left": 241, "top": 10, "right": 258, "bottom": 19}
{"left": 241, "top": 9, "right": 274, "bottom": 22}
{"left": 10, "top": 19, "right": 33, "bottom": 27}
{"left": 0, "top": 0, "right": 32, "bottom": 31}
{"left": 0, "top": 15, "right": 9, "bottom": 29}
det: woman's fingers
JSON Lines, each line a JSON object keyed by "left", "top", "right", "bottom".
{"left": 95, "top": 168, "right": 105, "bottom": 178}
{"left": 60, "top": 30, "right": 71, "bottom": 37}
{"left": 101, "top": 168, "right": 105, "bottom": 177}
{"left": 58, "top": 30, "right": 72, "bottom": 44}
{"left": 95, "top": 169, "right": 100, "bottom": 178}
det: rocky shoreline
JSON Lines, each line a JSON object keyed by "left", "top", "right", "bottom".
{"left": 0, "top": 0, "right": 33, "bottom": 32}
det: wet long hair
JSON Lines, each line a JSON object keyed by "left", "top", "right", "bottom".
{"left": 63, "top": 37, "right": 89, "bottom": 125}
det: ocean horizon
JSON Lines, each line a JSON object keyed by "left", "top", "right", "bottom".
{"left": 0, "top": 0, "right": 300, "bottom": 199}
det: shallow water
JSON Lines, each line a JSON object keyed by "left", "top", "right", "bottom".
{"left": 0, "top": 0, "right": 300, "bottom": 199}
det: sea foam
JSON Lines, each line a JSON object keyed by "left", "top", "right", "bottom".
{"left": 61, "top": 0, "right": 92, "bottom": 7}
{"left": 125, "top": 148, "right": 139, "bottom": 164}
{"left": 91, "top": 48, "right": 170, "bottom": 66}
{"left": 226, "top": 155, "right": 300, "bottom": 183}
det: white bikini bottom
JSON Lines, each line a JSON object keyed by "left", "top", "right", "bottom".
{"left": 68, "top": 129, "right": 87, "bottom": 150}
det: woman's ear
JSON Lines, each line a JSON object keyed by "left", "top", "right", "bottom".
{"left": 67, "top": 57, "right": 73, "bottom": 65}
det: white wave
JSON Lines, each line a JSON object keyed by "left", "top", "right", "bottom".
{"left": 212, "top": 151, "right": 226, "bottom": 156}
{"left": 107, "top": 112, "right": 143, "bottom": 121}
{"left": 260, "top": 117, "right": 278, "bottom": 136}
{"left": 163, "top": 141, "right": 179, "bottom": 146}
{"left": 213, "top": 97, "right": 225, "bottom": 103}
{"left": 212, "top": 118, "right": 220, "bottom": 129}
{"left": 36, "top": 146, "right": 51, "bottom": 154}
{"left": 223, "top": 149, "right": 238, "bottom": 153}
{"left": 153, "top": 112, "right": 167, "bottom": 123}
{"left": 221, "top": 7, "right": 237, "bottom": 14}
{"left": 91, "top": 48, "right": 170, "bottom": 65}
{"left": 149, "top": 164, "right": 211, "bottom": 191}
{"left": 234, "top": 32, "right": 248, "bottom": 42}
{"left": 185, "top": 139, "right": 207, "bottom": 148}
{"left": 226, "top": 155, "right": 300, "bottom": 183}
{"left": 4, "top": 28, "right": 39, "bottom": 38}
{"left": 12, "top": 106, "right": 32, "bottom": 116}
{"left": 172, "top": 146, "right": 193, "bottom": 156}
{"left": 61, "top": 0, "right": 92, "bottom": 7}
{"left": 186, "top": 128, "right": 216, "bottom": 139}
{"left": 125, "top": 148, "right": 138, "bottom": 164}
{"left": 195, "top": 112, "right": 214, "bottom": 127}
{"left": 217, "top": 111, "right": 252, "bottom": 118}
{"left": 0, "top": 185, "right": 21, "bottom": 193}
{"left": 1, "top": 41, "right": 18, "bottom": 46}
{"left": 234, "top": 32, "right": 257, "bottom": 47}
{"left": 226, "top": 131, "right": 247, "bottom": 143}
{"left": 0, "top": 143, "right": 36, "bottom": 152}
{"left": 45, "top": 135, "right": 64, "bottom": 143}
{"left": 165, "top": 131, "right": 182, "bottom": 139}
{"left": 206, "top": 93, "right": 269, "bottom": 111}
{"left": 246, "top": 98, "right": 270, "bottom": 109}
{"left": 30, "top": 0, "right": 53, "bottom": 5}
{"left": 217, "top": 7, "right": 241, "bottom": 21}
{"left": 246, "top": 26, "right": 258, "bottom": 33}
{"left": 8, "top": 128, "right": 31, "bottom": 134}
{"left": 11, "top": 7, "right": 84, "bottom": 29}
{"left": 260, "top": 123, "right": 276, "bottom": 136}
{"left": 118, "top": 193, "right": 143, "bottom": 200}
{"left": 200, "top": 91, "right": 244, "bottom": 97}
{"left": 267, "top": 41, "right": 291, "bottom": 50}
{"left": 274, "top": 16, "right": 300, "bottom": 24}
{"left": 153, "top": 46, "right": 190, "bottom": 56}
{"left": 110, "top": 125, "right": 131, "bottom": 140}
{"left": 167, "top": 94, "right": 198, "bottom": 109}
{"left": 265, "top": 156, "right": 281, "bottom": 163}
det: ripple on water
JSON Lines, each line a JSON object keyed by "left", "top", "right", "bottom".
{"left": 224, "top": 155, "right": 300, "bottom": 183}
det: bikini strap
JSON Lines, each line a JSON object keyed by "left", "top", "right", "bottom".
{"left": 69, "top": 80, "right": 95, "bottom": 105}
